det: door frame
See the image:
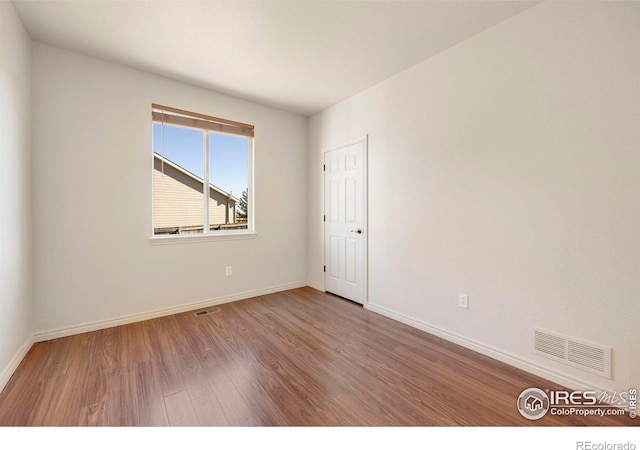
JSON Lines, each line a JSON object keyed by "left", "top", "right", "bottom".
{"left": 322, "top": 135, "right": 368, "bottom": 306}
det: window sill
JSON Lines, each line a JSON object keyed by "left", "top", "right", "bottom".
{"left": 149, "top": 232, "right": 257, "bottom": 245}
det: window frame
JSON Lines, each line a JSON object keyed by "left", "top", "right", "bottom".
{"left": 149, "top": 104, "right": 255, "bottom": 244}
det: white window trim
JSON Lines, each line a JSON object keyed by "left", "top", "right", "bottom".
{"left": 149, "top": 231, "right": 257, "bottom": 245}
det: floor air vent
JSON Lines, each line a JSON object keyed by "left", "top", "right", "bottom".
{"left": 193, "top": 307, "right": 221, "bottom": 317}
{"left": 531, "top": 328, "right": 611, "bottom": 378}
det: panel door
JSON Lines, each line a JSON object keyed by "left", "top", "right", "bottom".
{"left": 324, "top": 138, "right": 366, "bottom": 304}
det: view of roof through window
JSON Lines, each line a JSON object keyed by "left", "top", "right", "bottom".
{"left": 153, "top": 123, "right": 248, "bottom": 199}
{"left": 152, "top": 122, "right": 250, "bottom": 235}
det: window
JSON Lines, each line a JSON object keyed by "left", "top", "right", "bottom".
{"left": 151, "top": 104, "right": 254, "bottom": 239}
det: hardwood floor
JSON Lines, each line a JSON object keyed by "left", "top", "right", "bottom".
{"left": 0, "top": 288, "right": 635, "bottom": 426}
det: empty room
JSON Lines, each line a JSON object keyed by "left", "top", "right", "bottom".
{"left": 0, "top": 0, "right": 638, "bottom": 443}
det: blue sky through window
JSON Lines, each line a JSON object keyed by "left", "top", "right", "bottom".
{"left": 153, "top": 123, "right": 248, "bottom": 199}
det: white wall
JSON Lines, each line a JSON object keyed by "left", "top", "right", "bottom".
{"left": 309, "top": 2, "right": 639, "bottom": 393}
{"left": 32, "top": 44, "right": 308, "bottom": 336}
{"left": 0, "top": 3, "right": 33, "bottom": 389}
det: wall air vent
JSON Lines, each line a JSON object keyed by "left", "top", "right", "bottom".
{"left": 193, "top": 307, "right": 221, "bottom": 317}
{"left": 531, "top": 328, "right": 611, "bottom": 379}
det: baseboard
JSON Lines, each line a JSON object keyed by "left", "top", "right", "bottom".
{"left": 306, "top": 280, "right": 325, "bottom": 292}
{"left": 0, "top": 336, "right": 34, "bottom": 394}
{"left": 26, "top": 285, "right": 607, "bottom": 394}
{"left": 33, "top": 281, "right": 308, "bottom": 342}
{"left": 365, "top": 302, "right": 606, "bottom": 394}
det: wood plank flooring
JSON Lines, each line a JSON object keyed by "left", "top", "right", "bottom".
{"left": 0, "top": 287, "right": 635, "bottom": 426}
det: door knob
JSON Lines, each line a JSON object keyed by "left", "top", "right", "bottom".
{"left": 351, "top": 229, "right": 363, "bottom": 234}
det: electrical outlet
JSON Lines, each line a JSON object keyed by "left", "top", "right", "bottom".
{"left": 458, "top": 294, "right": 469, "bottom": 309}
{"left": 225, "top": 266, "right": 232, "bottom": 276}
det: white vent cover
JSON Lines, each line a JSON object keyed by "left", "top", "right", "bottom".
{"left": 531, "top": 328, "right": 611, "bottom": 379}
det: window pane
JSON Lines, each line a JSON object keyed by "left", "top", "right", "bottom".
{"left": 153, "top": 124, "right": 205, "bottom": 235}
{"left": 208, "top": 133, "right": 249, "bottom": 231}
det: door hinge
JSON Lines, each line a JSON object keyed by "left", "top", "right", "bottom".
{"left": 323, "top": 265, "right": 326, "bottom": 272}
{"left": 323, "top": 215, "right": 326, "bottom": 222}
{"left": 323, "top": 164, "right": 326, "bottom": 171}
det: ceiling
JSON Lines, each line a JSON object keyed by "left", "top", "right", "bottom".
{"left": 12, "top": 1, "right": 536, "bottom": 116}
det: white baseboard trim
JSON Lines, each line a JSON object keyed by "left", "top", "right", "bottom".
{"left": 306, "top": 280, "right": 325, "bottom": 292}
{"left": 20, "top": 287, "right": 608, "bottom": 397}
{"left": 0, "top": 336, "right": 34, "bottom": 394}
{"left": 33, "top": 281, "right": 308, "bottom": 342}
{"left": 365, "top": 302, "right": 606, "bottom": 394}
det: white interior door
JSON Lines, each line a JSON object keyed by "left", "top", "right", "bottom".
{"left": 324, "top": 136, "right": 367, "bottom": 304}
